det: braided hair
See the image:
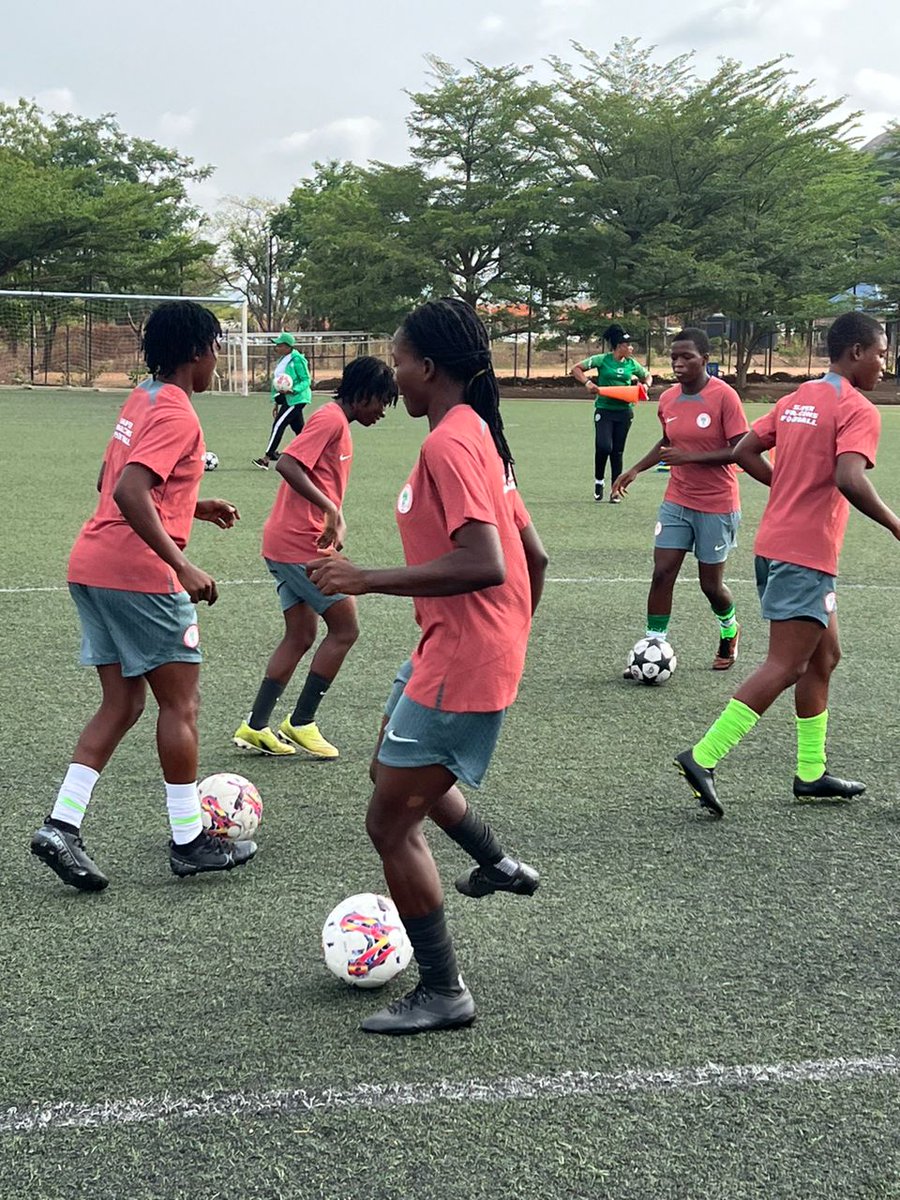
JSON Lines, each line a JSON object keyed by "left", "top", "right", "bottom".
{"left": 399, "top": 298, "right": 515, "bottom": 480}
{"left": 143, "top": 301, "right": 221, "bottom": 378}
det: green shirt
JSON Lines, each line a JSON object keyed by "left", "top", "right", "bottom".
{"left": 271, "top": 349, "right": 312, "bottom": 406}
{"left": 580, "top": 353, "right": 648, "bottom": 411}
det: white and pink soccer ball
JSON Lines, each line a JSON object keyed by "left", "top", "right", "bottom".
{"left": 321, "top": 892, "right": 413, "bottom": 989}
{"left": 198, "top": 773, "right": 262, "bottom": 840}
{"left": 273, "top": 372, "right": 293, "bottom": 394}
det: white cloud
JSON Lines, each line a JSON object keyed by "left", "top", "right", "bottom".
{"left": 159, "top": 108, "right": 198, "bottom": 141}
{"left": 271, "top": 115, "right": 381, "bottom": 161}
{"left": 35, "top": 86, "right": 76, "bottom": 113}
{"left": 854, "top": 68, "right": 900, "bottom": 112}
{"left": 480, "top": 13, "right": 505, "bottom": 32}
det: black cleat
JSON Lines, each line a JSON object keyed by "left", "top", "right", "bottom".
{"left": 170, "top": 832, "right": 257, "bottom": 877}
{"left": 675, "top": 749, "right": 724, "bottom": 817}
{"left": 594, "top": 482, "right": 604, "bottom": 502}
{"left": 455, "top": 859, "right": 539, "bottom": 899}
{"left": 360, "top": 981, "right": 476, "bottom": 1035}
{"left": 792, "top": 773, "right": 866, "bottom": 801}
{"left": 30, "top": 820, "right": 109, "bottom": 892}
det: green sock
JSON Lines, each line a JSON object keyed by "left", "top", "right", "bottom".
{"left": 693, "top": 698, "right": 759, "bottom": 769}
{"left": 646, "top": 614, "right": 670, "bottom": 638}
{"left": 796, "top": 710, "right": 827, "bottom": 782}
{"left": 713, "top": 603, "right": 738, "bottom": 639}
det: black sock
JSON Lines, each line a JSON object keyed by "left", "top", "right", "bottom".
{"left": 444, "top": 805, "right": 505, "bottom": 867}
{"left": 248, "top": 677, "right": 285, "bottom": 731}
{"left": 291, "top": 671, "right": 332, "bottom": 726}
{"left": 403, "top": 905, "right": 461, "bottom": 994}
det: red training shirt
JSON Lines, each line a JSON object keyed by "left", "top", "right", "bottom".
{"left": 67, "top": 380, "right": 204, "bottom": 593}
{"left": 262, "top": 402, "right": 352, "bottom": 563}
{"left": 752, "top": 373, "right": 882, "bottom": 576}
{"left": 397, "top": 404, "right": 533, "bottom": 713}
{"left": 657, "top": 376, "right": 748, "bottom": 514}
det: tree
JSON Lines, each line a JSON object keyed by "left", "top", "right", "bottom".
{"left": 211, "top": 196, "right": 304, "bottom": 331}
{"left": 0, "top": 100, "right": 214, "bottom": 293}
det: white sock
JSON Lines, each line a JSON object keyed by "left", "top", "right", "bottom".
{"left": 51, "top": 763, "right": 100, "bottom": 830}
{"left": 165, "top": 781, "right": 203, "bottom": 845}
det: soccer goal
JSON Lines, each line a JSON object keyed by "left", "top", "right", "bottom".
{"left": 0, "top": 290, "right": 250, "bottom": 394}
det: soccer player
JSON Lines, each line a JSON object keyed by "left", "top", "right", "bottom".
{"left": 612, "top": 328, "right": 748, "bottom": 670}
{"left": 31, "top": 301, "right": 255, "bottom": 890}
{"left": 675, "top": 312, "right": 895, "bottom": 817}
{"left": 571, "top": 323, "right": 652, "bottom": 503}
{"left": 252, "top": 332, "right": 312, "bottom": 469}
{"left": 233, "top": 357, "right": 398, "bottom": 759}
{"left": 308, "top": 298, "right": 548, "bottom": 1035}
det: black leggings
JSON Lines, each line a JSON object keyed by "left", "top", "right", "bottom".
{"left": 265, "top": 401, "right": 306, "bottom": 457}
{"left": 594, "top": 408, "right": 633, "bottom": 486}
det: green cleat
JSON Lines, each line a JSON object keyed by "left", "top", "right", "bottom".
{"left": 232, "top": 721, "right": 296, "bottom": 756}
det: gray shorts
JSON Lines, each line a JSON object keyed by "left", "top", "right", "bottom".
{"left": 69, "top": 584, "right": 202, "bottom": 678}
{"left": 755, "top": 557, "right": 836, "bottom": 627}
{"left": 377, "top": 659, "right": 505, "bottom": 789}
{"left": 265, "top": 558, "right": 347, "bottom": 614}
{"left": 654, "top": 501, "right": 740, "bottom": 564}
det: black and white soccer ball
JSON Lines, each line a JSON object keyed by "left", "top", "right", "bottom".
{"left": 626, "top": 637, "right": 676, "bottom": 685}
{"left": 203, "top": 451, "right": 219, "bottom": 472}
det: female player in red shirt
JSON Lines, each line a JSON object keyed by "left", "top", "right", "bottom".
{"left": 31, "top": 302, "right": 252, "bottom": 890}
{"left": 309, "top": 298, "right": 548, "bottom": 1035}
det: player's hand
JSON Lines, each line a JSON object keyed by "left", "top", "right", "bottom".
{"left": 659, "top": 446, "right": 691, "bottom": 466}
{"left": 611, "top": 469, "right": 637, "bottom": 498}
{"left": 176, "top": 561, "right": 219, "bottom": 606}
{"left": 317, "top": 507, "right": 347, "bottom": 552}
{"left": 195, "top": 499, "right": 240, "bottom": 528}
{"left": 586, "top": 382, "right": 600, "bottom": 394}
{"left": 306, "top": 552, "right": 368, "bottom": 596}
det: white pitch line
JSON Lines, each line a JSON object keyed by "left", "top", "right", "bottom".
{"left": 2, "top": 577, "right": 900, "bottom": 595}
{"left": 2, "top": 1054, "right": 898, "bottom": 1135}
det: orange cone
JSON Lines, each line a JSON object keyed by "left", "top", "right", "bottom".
{"left": 594, "top": 384, "right": 647, "bottom": 403}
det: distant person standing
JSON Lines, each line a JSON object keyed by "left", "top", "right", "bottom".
{"left": 252, "top": 332, "right": 312, "bottom": 470}
{"left": 571, "top": 324, "right": 651, "bottom": 503}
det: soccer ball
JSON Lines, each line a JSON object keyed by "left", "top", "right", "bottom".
{"left": 203, "top": 451, "right": 219, "bottom": 472}
{"left": 198, "top": 773, "right": 262, "bottom": 840}
{"left": 322, "top": 892, "right": 413, "bottom": 989}
{"left": 626, "top": 637, "right": 677, "bottom": 685}
{"left": 273, "top": 372, "right": 293, "bottom": 394}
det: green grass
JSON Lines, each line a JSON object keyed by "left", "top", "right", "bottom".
{"left": 2, "top": 387, "right": 900, "bottom": 1198}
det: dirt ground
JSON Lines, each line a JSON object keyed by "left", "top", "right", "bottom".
{"left": 499, "top": 377, "right": 900, "bottom": 404}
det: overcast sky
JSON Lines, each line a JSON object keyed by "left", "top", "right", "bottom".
{"left": 4, "top": 0, "right": 899, "bottom": 213}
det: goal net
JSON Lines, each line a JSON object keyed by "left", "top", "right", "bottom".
{"left": 0, "top": 290, "right": 249, "bottom": 393}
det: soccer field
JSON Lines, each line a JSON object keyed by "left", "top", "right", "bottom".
{"left": 3, "top": 387, "right": 900, "bottom": 1199}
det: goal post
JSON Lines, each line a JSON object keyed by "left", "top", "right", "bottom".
{"left": 0, "top": 290, "right": 250, "bottom": 395}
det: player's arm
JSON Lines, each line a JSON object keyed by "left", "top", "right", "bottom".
{"left": 611, "top": 439, "right": 665, "bottom": 497}
{"left": 571, "top": 360, "right": 599, "bottom": 395}
{"left": 113, "top": 464, "right": 218, "bottom": 604}
{"left": 276, "top": 454, "right": 345, "bottom": 549}
{"left": 733, "top": 431, "right": 773, "bottom": 486}
{"left": 306, "top": 520, "right": 505, "bottom": 597}
{"left": 520, "top": 522, "right": 549, "bottom": 614}
{"left": 290, "top": 352, "right": 311, "bottom": 392}
{"left": 835, "top": 452, "right": 900, "bottom": 538}
{"left": 633, "top": 362, "right": 653, "bottom": 388}
{"left": 195, "top": 499, "right": 240, "bottom": 528}
{"left": 662, "top": 433, "right": 744, "bottom": 467}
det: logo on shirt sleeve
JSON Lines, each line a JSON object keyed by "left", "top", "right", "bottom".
{"left": 397, "top": 484, "right": 413, "bottom": 514}
{"left": 696, "top": 412, "right": 711, "bottom": 429}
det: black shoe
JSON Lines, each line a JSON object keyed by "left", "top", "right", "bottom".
{"left": 169, "top": 832, "right": 257, "bottom": 877}
{"left": 30, "top": 820, "right": 109, "bottom": 892}
{"left": 675, "top": 749, "right": 724, "bottom": 817}
{"left": 251, "top": 457, "right": 269, "bottom": 470}
{"left": 455, "top": 859, "right": 539, "bottom": 899}
{"left": 360, "top": 980, "right": 476, "bottom": 1035}
{"left": 792, "top": 773, "right": 866, "bottom": 801}
{"left": 594, "top": 482, "right": 604, "bottom": 502}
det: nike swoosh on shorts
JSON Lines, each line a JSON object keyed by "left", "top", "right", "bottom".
{"left": 386, "top": 729, "right": 419, "bottom": 743}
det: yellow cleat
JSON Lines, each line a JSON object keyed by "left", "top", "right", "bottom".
{"left": 278, "top": 718, "right": 339, "bottom": 759}
{"left": 233, "top": 721, "right": 296, "bottom": 756}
